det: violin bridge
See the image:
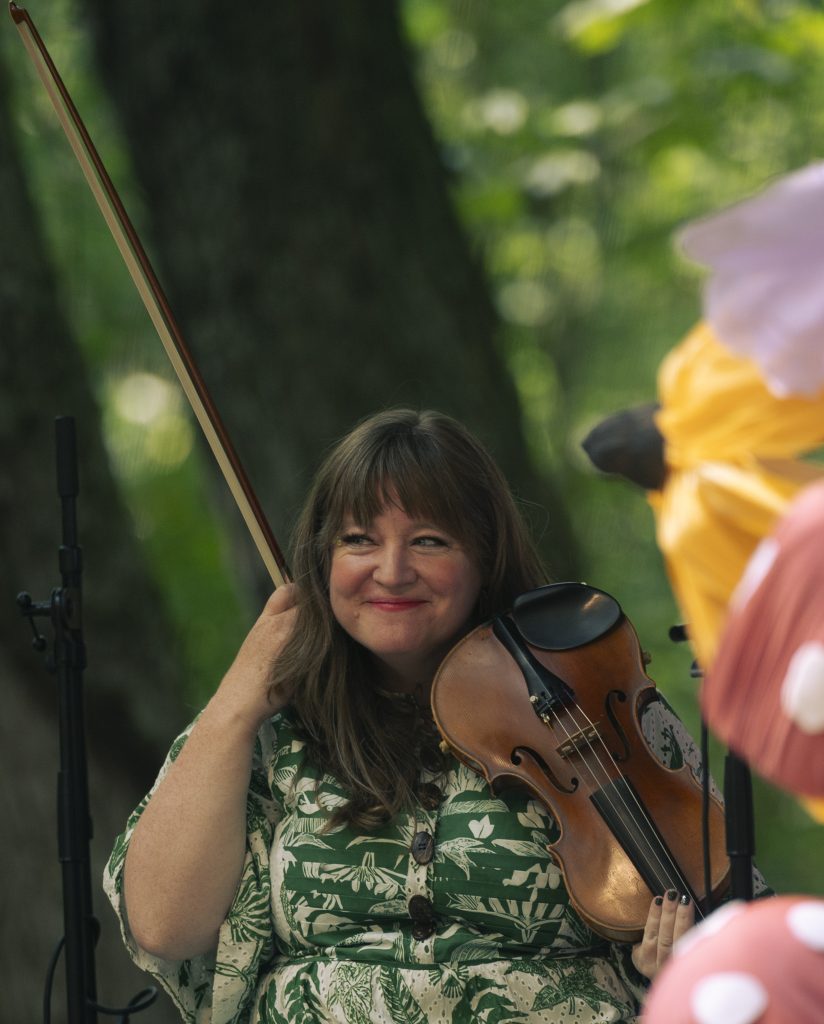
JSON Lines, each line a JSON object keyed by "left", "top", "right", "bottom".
{"left": 555, "top": 723, "right": 601, "bottom": 758}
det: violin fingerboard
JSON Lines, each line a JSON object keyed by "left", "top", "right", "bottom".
{"left": 590, "top": 777, "right": 699, "bottom": 903}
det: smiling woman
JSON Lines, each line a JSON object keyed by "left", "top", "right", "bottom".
{"left": 329, "top": 504, "right": 482, "bottom": 697}
{"left": 270, "top": 408, "right": 545, "bottom": 832}
{"left": 105, "top": 408, "right": 706, "bottom": 1024}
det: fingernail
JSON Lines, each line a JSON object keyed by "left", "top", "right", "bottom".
{"left": 666, "top": 889, "right": 678, "bottom": 901}
{"left": 680, "top": 894, "right": 691, "bottom": 906}
{"left": 654, "top": 896, "right": 663, "bottom": 906}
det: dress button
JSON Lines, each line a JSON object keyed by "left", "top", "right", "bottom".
{"left": 417, "top": 782, "right": 443, "bottom": 810}
{"left": 412, "top": 921, "right": 436, "bottom": 940}
{"left": 408, "top": 894, "right": 434, "bottom": 922}
{"left": 411, "top": 830, "right": 435, "bottom": 865}
{"left": 408, "top": 896, "right": 435, "bottom": 940}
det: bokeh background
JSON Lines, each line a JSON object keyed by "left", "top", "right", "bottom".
{"left": 3, "top": 0, "right": 823, "bottom": 1019}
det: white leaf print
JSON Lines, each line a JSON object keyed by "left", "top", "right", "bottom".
{"left": 437, "top": 837, "right": 496, "bottom": 878}
{"left": 468, "top": 814, "right": 493, "bottom": 839}
{"left": 502, "top": 863, "right": 561, "bottom": 891}
{"left": 289, "top": 833, "right": 333, "bottom": 849}
{"left": 440, "top": 798, "right": 507, "bottom": 817}
{"left": 517, "top": 800, "right": 548, "bottom": 830}
{"left": 346, "top": 835, "right": 410, "bottom": 851}
{"left": 492, "top": 838, "right": 549, "bottom": 859}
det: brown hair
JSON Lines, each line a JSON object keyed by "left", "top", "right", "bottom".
{"left": 270, "top": 408, "right": 546, "bottom": 829}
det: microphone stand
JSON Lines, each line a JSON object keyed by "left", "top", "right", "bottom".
{"left": 17, "top": 416, "right": 156, "bottom": 1024}
{"left": 669, "top": 624, "right": 754, "bottom": 904}
{"left": 723, "top": 753, "right": 755, "bottom": 901}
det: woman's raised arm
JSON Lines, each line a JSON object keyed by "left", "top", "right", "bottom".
{"left": 123, "top": 584, "right": 297, "bottom": 960}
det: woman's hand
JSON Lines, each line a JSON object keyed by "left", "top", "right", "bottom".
{"left": 212, "top": 583, "right": 299, "bottom": 733}
{"left": 631, "top": 890, "right": 694, "bottom": 981}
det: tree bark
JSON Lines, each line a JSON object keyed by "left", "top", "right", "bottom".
{"left": 0, "top": 50, "right": 183, "bottom": 1024}
{"left": 80, "top": 0, "right": 579, "bottom": 594}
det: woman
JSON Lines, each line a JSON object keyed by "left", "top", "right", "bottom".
{"left": 105, "top": 408, "right": 694, "bottom": 1024}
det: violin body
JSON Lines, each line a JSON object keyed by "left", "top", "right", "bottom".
{"left": 431, "top": 584, "right": 729, "bottom": 943}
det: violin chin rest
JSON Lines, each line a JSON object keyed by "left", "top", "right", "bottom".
{"left": 511, "top": 582, "right": 622, "bottom": 651}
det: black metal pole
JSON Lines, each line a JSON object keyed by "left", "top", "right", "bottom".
{"left": 724, "top": 752, "right": 755, "bottom": 901}
{"left": 669, "top": 623, "right": 755, "bottom": 905}
{"left": 18, "top": 416, "right": 158, "bottom": 1024}
{"left": 53, "top": 416, "right": 98, "bottom": 1024}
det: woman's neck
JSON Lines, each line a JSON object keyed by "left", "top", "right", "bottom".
{"left": 373, "top": 657, "right": 434, "bottom": 708}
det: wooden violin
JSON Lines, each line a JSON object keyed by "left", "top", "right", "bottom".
{"left": 431, "top": 582, "right": 729, "bottom": 943}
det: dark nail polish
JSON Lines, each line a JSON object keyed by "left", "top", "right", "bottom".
{"left": 666, "top": 889, "right": 678, "bottom": 901}
{"left": 654, "top": 896, "right": 663, "bottom": 906}
{"left": 680, "top": 894, "right": 691, "bottom": 906}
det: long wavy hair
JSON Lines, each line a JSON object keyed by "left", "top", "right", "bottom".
{"left": 270, "top": 409, "right": 547, "bottom": 830}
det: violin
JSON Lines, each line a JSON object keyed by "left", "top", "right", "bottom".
{"left": 431, "top": 581, "right": 729, "bottom": 943}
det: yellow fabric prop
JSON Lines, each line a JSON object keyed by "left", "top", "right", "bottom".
{"left": 647, "top": 323, "right": 824, "bottom": 670}
{"left": 802, "top": 798, "right": 824, "bottom": 824}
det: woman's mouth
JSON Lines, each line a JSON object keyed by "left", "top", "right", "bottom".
{"left": 367, "top": 599, "right": 426, "bottom": 611}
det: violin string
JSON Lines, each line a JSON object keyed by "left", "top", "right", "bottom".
{"left": 544, "top": 709, "right": 683, "bottom": 897}
{"left": 564, "top": 701, "right": 701, "bottom": 907}
{"left": 544, "top": 700, "right": 701, "bottom": 911}
{"left": 548, "top": 707, "right": 696, "bottom": 907}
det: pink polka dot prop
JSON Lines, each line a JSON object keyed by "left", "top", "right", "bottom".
{"left": 702, "top": 481, "right": 824, "bottom": 799}
{"left": 642, "top": 896, "right": 824, "bottom": 1023}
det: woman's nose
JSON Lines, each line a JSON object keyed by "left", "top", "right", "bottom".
{"left": 372, "top": 543, "right": 416, "bottom": 587}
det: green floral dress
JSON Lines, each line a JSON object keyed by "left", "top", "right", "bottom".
{"left": 104, "top": 700, "right": 705, "bottom": 1024}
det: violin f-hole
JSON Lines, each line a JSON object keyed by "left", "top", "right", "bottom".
{"left": 512, "top": 746, "right": 578, "bottom": 794}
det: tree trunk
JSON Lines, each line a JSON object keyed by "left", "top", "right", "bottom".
{"left": 80, "top": 0, "right": 579, "bottom": 594}
{"left": 0, "top": 50, "right": 183, "bottom": 1024}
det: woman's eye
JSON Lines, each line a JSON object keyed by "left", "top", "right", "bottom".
{"left": 413, "top": 535, "right": 448, "bottom": 548}
{"left": 338, "top": 532, "right": 372, "bottom": 547}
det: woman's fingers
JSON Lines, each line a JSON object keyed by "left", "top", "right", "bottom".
{"left": 632, "top": 894, "right": 662, "bottom": 979}
{"left": 214, "top": 585, "right": 300, "bottom": 728}
{"left": 262, "top": 582, "right": 297, "bottom": 616}
{"left": 253, "top": 585, "right": 298, "bottom": 650}
{"left": 632, "top": 891, "right": 695, "bottom": 980}
{"left": 673, "top": 893, "right": 695, "bottom": 945}
{"left": 656, "top": 889, "right": 687, "bottom": 965}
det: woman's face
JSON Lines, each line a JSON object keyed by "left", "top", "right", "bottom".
{"left": 329, "top": 500, "right": 482, "bottom": 690}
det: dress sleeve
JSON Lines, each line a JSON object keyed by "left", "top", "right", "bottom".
{"left": 103, "top": 716, "right": 283, "bottom": 1024}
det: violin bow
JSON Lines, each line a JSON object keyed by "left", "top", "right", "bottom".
{"left": 9, "top": 1, "right": 290, "bottom": 588}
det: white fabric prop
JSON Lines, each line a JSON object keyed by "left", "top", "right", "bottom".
{"left": 678, "top": 162, "right": 824, "bottom": 398}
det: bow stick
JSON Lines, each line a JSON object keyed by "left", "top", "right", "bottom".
{"left": 10, "top": 1, "right": 290, "bottom": 588}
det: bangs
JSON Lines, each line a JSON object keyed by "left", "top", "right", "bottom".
{"left": 321, "top": 427, "right": 476, "bottom": 548}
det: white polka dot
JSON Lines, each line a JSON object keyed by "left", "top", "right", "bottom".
{"left": 787, "top": 901, "right": 824, "bottom": 951}
{"left": 691, "top": 972, "right": 768, "bottom": 1024}
{"left": 673, "top": 901, "right": 746, "bottom": 959}
{"left": 731, "top": 539, "right": 779, "bottom": 610}
{"left": 780, "top": 642, "right": 824, "bottom": 734}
